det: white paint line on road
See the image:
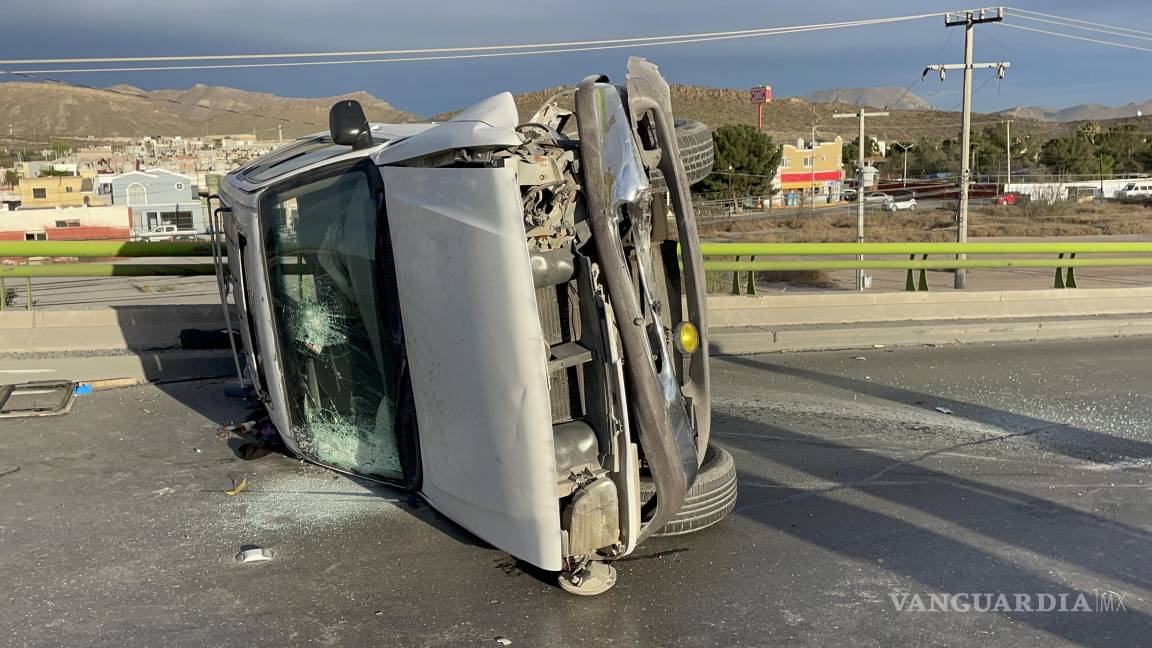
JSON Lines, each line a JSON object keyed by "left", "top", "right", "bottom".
{"left": 0, "top": 369, "right": 58, "bottom": 374}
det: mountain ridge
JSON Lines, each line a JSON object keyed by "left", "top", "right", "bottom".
{"left": 2, "top": 81, "right": 1148, "bottom": 144}
{"left": 995, "top": 100, "right": 1152, "bottom": 122}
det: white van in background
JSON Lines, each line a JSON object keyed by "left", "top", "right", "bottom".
{"left": 1117, "top": 182, "right": 1152, "bottom": 199}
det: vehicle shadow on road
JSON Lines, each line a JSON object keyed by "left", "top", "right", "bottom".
{"left": 711, "top": 396, "right": 1151, "bottom": 646}
{"left": 729, "top": 462, "right": 1149, "bottom": 647}
{"left": 722, "top": 355, "right": 1152, "bottom": 467}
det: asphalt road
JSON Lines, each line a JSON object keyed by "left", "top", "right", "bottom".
{"left": 2, "top": 338, "right": 1151, "bottom": 647}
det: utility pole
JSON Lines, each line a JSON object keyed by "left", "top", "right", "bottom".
{"left": 1004, "top": 120, "right": 1011, "bottom": 188}
{"left": 925, "top": 7, "right": 1009, "bottom": 289}
{"left": 893, "top": 142, "right": 915, "bottom": 188}
{"left": 728, "top": 164, "right": 735, "bottom": 213}
{"left": 834, "top": 109, "right": 887, "bottom": 291}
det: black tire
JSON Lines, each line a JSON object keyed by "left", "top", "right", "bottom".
{"left": 649, "top": 119, "right": 714, "bottom": 193}
{"left": 639, "top": 443, "right": 737, "bottom": 537}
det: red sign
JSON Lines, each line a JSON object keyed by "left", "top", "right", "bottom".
{"left": 780, "top": 171, "right": 843, "bottom": 183}
{"left": 750, "top": 85, "right": 773, "bottom": 103}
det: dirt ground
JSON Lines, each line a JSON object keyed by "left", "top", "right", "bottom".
{"left": 698, "top": 203, "right": 1152, "bottom": 293}
{"left": 700, "top": 202, "right": 1152, "bottom": 244}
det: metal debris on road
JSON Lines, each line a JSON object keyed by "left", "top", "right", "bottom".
{"left": 235, "top": 546, "right": 273, "bottom": 563}
{"left": 0, "top": 380, "right": 76, "bottom": 418}
{"left": 225, "top": 478, "right": 249, "bottom": 496}
{"left": 934, "top": 407, "right": 954, "bottom": 415}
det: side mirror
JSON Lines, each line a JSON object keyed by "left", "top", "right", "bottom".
{"left": 329, "top": 100, "right": 372, "bottom": 149}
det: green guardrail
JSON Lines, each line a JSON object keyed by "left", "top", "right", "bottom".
{"left": 0, "top": 241, "right": 215, "bottom": 258}
{"left": 2, "top": 241, "right": 1152, "bottom": 309}
{"left": 698, "top": 242, "right": 1152, "bottom": 256}
{"left": 698, "top": 241, "right": 1152, "bottom": 294}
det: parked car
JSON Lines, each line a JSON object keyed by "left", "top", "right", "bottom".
{"left": 864, "top": 191, "right": 891, "bottom": 204}
{"left": 136, "top": 224, "right": 199, "bottom": 241}
{"left": 883, "top": 195, "right": 917, "bottom": 211}
{"left": 993, "top": 193, "right": 1017, "bottom": 206}
{"left": 215, "top": 58, "right": 733, "bottom": 595}
{"left": 1117, "top": 182, "right": 1152, "bottom": 199}
{"left": 842, "top": 188, "right": 858, "bottom": 202}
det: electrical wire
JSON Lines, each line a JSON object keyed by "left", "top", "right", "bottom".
{"left": 1007, "top": 7, "right": 1152, "bottom": 39}
{"left": 883, "top": 76, "right": 925, "bottom": 111}
{"left": 999, "top": 24, "right": 1152, "bottom": 54}
{"left": 1010, "top": 13, "right": 1152, "bottom": 42}
{"left": 1, "top": 13, "right": 945, "bottom": 74}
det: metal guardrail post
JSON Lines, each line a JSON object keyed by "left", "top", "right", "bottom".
{"left": 25, "top": 277, "right": 32, "bottom": 310}
{"left": 730, "top": 256, "right": 742, "bottom": 295}
{"left": 1066, "top": 253, "right": 1078, "bottom": 288}
{"left": 0, "top": 277, "right": 5, "bottom": 311}
{"left": 904, "top": 255, "right": 930, "bottom": 291}
{"left": 745, "top": 256, "right": 757, "bottom": 295}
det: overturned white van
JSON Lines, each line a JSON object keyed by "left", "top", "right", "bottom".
{"left": 214, "top": 58, "right": 734, "bottom": 594}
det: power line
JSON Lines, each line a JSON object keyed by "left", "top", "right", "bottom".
{"left": 884, "top": 76, "right": 926, "bottom": 111}
{"left": 1007, "top": 7, "right": 1152, "bottom": 38}
{"left": 3, "top": 13, "right": 945, "bottom": 74}
{"left": 1010, "top": 13, "right": 1152, "bottom": 43}
{"left": 1000, "top": 24, "right": 1152, "bottom": 54}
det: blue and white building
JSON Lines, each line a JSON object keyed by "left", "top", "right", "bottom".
{"left": 98, "top": 168, "right": 205, "bottom": 233}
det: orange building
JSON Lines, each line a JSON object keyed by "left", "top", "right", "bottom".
{"left": 776, "top": 137, "right": 845, "bottom": 201}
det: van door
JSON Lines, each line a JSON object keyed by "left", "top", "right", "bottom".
{"left": 378, "top": 164, "right": 563, "bottom": 571}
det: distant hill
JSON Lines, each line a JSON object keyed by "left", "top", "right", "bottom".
{"left": 497, "top": 84, "right": 1058, "bottom": 143}
{"left": 5, "top": 79, "right": 1146, "bottom": 147}
{"left": 801, "top": 87, "right": 932, "bottom": 111}
{"left": 996, "top": 101, "right": 1152, "bottom": 122}
{"left": 0, "top": 82, "right": 420, "bottom": 139}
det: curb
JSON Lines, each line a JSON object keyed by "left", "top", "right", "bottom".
{"left": 0, "top": 350, "right": 237, "bottom": 387}
{"left": 709, "top": 314, "right": 1152, "bottom": 355}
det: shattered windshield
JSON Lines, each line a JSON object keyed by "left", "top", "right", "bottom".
{"left": 259, "top": 161, "right": 403, "bottom": 480}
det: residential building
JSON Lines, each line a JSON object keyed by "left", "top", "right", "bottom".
{"left": 17, "top": 176, "right": 91, "bottom": 208}
{"left": 777, "top": 137, "right": 845, "bottom": 202}
{"left": 0, "top": 205, "right": 131, "bottom": 241}
{"left": 97, "top": 168, "right": 205, "bottom": 233}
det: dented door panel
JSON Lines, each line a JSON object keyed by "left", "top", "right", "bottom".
{"left": 380, "top": 164, "right": 563, "bottom": 571}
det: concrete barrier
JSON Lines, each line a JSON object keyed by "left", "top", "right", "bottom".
{"left": 708, "top": 287, "right": 1152, "bottom": 328}
{"left": 0, "top": 304, "right": 232, "bottom": 352}
{"left": 1, "top": 290, "right": 1149, "bottom": 363}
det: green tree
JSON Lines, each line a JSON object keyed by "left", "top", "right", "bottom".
{"left": 696, "top": 124, "right": 782, "bottom": 198}
{"left": 1040, "top": 135, "right": 1101, "bottom": 176}
{"left": 842, "top": 136, "right": 879, "bottom": 170}
{"left": 1096, "top": 125, "right": 1150, "bottom": 174}
{"left": 50, "top": 140, "right": 71, "bottom": 159}
{"left": 3, "top": 169, "right": 18, "bottom": 186}
{"left": 905, "top": 138, "right": 952, "bottom": 177}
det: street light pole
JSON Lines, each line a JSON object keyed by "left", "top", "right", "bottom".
{"left": 834, "top": 109, "right": 887, "bottom": 291}
{"left": 893, "top": 142, "right": 914, "bottom": 188}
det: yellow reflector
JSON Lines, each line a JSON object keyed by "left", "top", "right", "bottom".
{"left": 674, "top": 322, "right": 700, "bottom": 354}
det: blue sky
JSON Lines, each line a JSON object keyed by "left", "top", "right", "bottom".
{"left": 2, "top": 0, "right": 1149, "bottom": 116}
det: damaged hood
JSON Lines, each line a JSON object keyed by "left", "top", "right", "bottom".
{"left": 373, "top": 92, "right": 523, "bottom": 165}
